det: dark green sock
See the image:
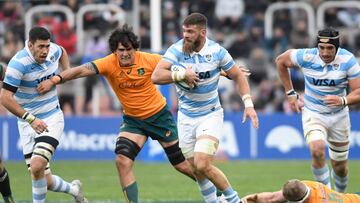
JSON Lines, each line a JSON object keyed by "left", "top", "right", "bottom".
{"left": 216, "top": 188, "right": 222, "bottom": 197}
{"left": 3, "top": 195, "right": 15, "bottom": 203}
{"left": 0, "top": 168, "right": 14, "bottom": 203}
{"left": 123, "top": 182, "right": 138, "bottom": 203}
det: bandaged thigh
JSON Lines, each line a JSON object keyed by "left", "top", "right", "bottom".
{"left": 194, "top": 138, "right": 218, "bottom": 156}
{"left": 306, "top": 129, "right": 326, "bottom": 144}
{"left": 328, "top": 142, "right": 349, "bottom": 161}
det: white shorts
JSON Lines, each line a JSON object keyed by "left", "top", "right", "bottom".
{"left": 177, "top": 108, "right": 224, "bottom": 156}
{"left": 18, "top": 111, "right": 64, "bottom": 156}
{"left": 302, "top": 107, "right": 350, "bottom": 143}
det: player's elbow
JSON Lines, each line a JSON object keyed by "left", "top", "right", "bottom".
{"left": 0, "top": 92, "right": 10, "bottom": 108}
{"left": 151, "top": 71, "right": 161, "bottom": 84}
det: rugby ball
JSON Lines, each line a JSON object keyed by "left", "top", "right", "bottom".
{"left": 171, "top": 64, "right": 193, "bottom": 90}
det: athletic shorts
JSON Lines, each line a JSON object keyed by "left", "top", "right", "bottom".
{"left": 302, "top": 107, "right": 350, "bottom": 143}
{"left": 177, "top": 108, "right": 224, "bottom": 152}
{"left": 120, "top": 106, "right": 178, "bottom": 142}
{"left": 18, "top": 110, "right": 64, "bottom": 159}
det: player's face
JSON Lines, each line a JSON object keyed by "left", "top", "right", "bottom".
{"left": 182, "top": 24, "right": 206, "bottom": 54}
{"left": 115, "top": 43, "right": 135, "bottom": 67}
{"left": 318, "top": 43, "right": 336, "bottom": 64}
{"left": 28, "top": 39, "right": 50, "bottom": 64}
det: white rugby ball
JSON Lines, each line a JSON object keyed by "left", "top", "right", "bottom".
{"left": 171, "top": 64, "right": 193, "bottom": 90}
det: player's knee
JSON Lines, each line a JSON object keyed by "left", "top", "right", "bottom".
{"left": 115, "top": 154, "right": 133, "bottom": 170}
{"left": 164, "top": 141, "right": 185, "bottom": 166}
{"left": 30, "top": 161, "right": 46, "bottom": 177}
{"left": 114, "top": 137, "right": 141, "bottom": 161}
{"left": 193, "top": 159, "right": 211, "bottom": 175}
{"left": 332, "top": 163, "right": 348, "bottom": 177}
{"left": 328, "top": 143, "right": 349, "bottom": 162}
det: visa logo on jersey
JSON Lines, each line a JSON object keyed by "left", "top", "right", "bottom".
{"left": 312, "top": 78, "right": 336, "bottom": 86}
{"left": 36, "top": 73, "right": 55, "bottom": 84}
{"left": 197, "top": 71, "right": 211, "bottom": 79}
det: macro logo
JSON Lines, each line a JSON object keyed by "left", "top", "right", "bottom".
{"left": 265, "top": 125, "right": 304, "bottom": 153}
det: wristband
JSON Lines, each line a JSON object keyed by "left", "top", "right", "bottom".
{"left": 244, "top": 99, "right": 254, "bottom": 108}
{"left": 242, "top": 94, "right": 254, "bottom": 108}
{"left": 286, "top": 89, "right": 299, "bottom": 99}
{"left": 342, "top": 96, "right": 348, "bottom": 106}
{"left": 171, "top": 69, "right": 186, "bottom": 82}
{"left": 56, "top": 74, "right": 63, "bottom": 83}
{"left": 242, "top": 94, "right": 251, "bottom": 101}
{"left": 22, "top": 112, "right": 36, "bottom": 124}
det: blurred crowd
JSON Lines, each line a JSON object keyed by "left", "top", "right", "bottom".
{"left": 1, "top": 0, "right": 360, "bottom": 116}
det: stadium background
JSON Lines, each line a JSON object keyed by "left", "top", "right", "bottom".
{"left": 1, "top": 0, "right": 360, "bottom": 202}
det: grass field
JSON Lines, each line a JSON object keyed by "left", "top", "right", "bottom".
{"left": 5, "top": 160, "right": 360, "bottom": 202}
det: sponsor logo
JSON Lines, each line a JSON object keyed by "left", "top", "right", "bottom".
{"left": 58, "top": 130, "right": 117, "bottom": 151}
{"left": 137, "top": 68, "right": 145, "bottom": 76}
{"left": 265, "top": 125, "right": 304, "bottom": 153}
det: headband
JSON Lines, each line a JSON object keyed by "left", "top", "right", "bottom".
{"left": 289, "top": 186, "right": 311, "bottom": 203}
{"left": 317, "top": 35, "right": 339, "bottom": 51}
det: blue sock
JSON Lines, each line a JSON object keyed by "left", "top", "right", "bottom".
{"left": 197, "top": 179, "right": 218, "bottom": 203}
{"left": 32, "top": 178, "right": 47, "bottom": 203}
{"left": 332, "top": 170, "right": 348, "bottom": 193}
{"left": 49, "top": 175, "right": 76, "bottom": 195}
{"left": 312, "top": 164, "right": 331, "bottom": 188}
{"left": 222, "top": 186, "right": 241, "bottom": 203}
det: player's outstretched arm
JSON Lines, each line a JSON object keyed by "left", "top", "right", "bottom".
{"left": 242, "top": 191, "right": 286, "bottom": 203}
{"left": 37, "top": 62, "right": 97, "bottom": 94}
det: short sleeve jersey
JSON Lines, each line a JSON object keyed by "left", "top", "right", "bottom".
{"left": 92, "top": 51, "right": 166, "bottom": 119}
{"left": 303, "top": 181, "right": 360, "bottom": 203}
{"left": 163, "top": 38, "right": 235, "bottom": 117}
{"left": 290, "top": 48, "right": 360, "bottom": 114}
{"left": 3, "top": 41, "right": 62, "bottom": 119}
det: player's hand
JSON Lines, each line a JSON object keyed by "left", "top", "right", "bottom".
{"left": 287, "top": 94, "right": 303, "bottom": 113}
{"left": 242, "top": 107, "right": 259, "bottom": 129}
{"left": 30, "top": 118, "right": 49, "bottom": 134}
{"left": 323, "top": 95, "right": 343, "bottom": 107}
{"left": 242, "top": 194, "right": 258, "bottom": 203}
{"left": 37, "top": 79, "right": 55, "bottom": 94}
{"left": 184, "top": 66, "right": 199, "bottom": 87}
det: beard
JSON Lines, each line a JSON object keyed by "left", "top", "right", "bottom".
{"left": 183, "top": 38, "right": 201, "bottom": 55}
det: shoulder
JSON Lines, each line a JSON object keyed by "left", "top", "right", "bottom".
{"left": 338, "top": 48, "right": 355, "bottom": 57}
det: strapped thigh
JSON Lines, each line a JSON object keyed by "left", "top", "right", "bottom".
{"left": 164, "top": 141, "right": 185, "bottom": 165}
{"left": 114, "top": 137, "right": 141, "bottom": 161}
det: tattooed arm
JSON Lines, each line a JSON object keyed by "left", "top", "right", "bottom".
{"left": 37, "top": 62, "right": 98, "bottom": 94}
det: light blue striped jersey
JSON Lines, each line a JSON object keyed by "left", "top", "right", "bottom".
{"left": 290, "top": 48, "right": 360, "bottom": 114}
{"left": 4, "top": 41, "right": 62, "bottom": 120}
{"left": 163, "top": 38, "right": 235, "bottom": 117}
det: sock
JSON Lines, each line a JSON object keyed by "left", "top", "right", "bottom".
{"left": 216, "top": 188, "right": 222, "bottom": 197}
{"left": 222, "top": 186, "right": 241, "bottom": 203}
{"left": 123, "top": 181, "right": 138, "bottom": 203}
{"left": 32, "top": 178, "right": 47, "bottom": 203}
{"left": 48, "top": 175, "right": 77, "bottom": 196}
{"left": 331, "top": 170, "right": 348, "bottom": 193}
{"left": 197, "top": 179, "right": 217, "bottom": 203}
{"left": 0, "top": 168, "right": 14, "bottom": 202}
{"left": 312, "top": 164, "right": 331, "bottom": 188}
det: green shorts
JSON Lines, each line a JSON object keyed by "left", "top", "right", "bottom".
{"left": 120, "top": 106, "right": 178, "bottom": 142}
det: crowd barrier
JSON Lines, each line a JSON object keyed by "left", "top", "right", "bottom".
{"left": 1, "top": 113, "right": 360, "bottom": 161}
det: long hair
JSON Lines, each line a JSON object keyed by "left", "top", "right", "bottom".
{"left": 108, "top": 24, "right": 140, "bottom": 53}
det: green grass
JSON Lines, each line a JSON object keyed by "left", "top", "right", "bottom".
{"left": 5, "top": 160, "right": 360, "bottom": 202}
